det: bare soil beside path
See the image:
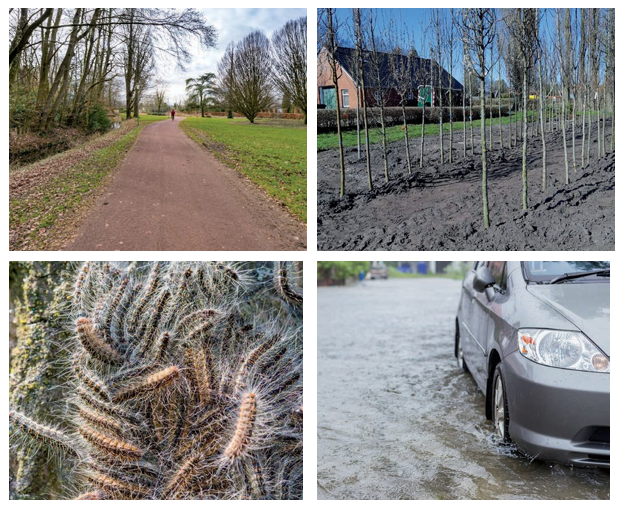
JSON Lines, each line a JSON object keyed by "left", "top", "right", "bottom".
{"left": 67, "top": 118, "right": 306, "bottom": 251}
{"left": 317, "top": 122, "right": 614, "bottom": 251}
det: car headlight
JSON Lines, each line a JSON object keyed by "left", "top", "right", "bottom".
{"left": 518, "top": 329, "right": 610, "bottom": 373}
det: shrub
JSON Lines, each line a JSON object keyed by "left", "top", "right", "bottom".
{"left": 87, "top": 104, "right": 112, "bottom": 133}
{"left": 317, "top": 106, "right": 507, "bottom": 132}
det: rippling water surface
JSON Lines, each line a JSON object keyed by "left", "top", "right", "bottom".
{"left": 317, "top": 278, "right": 610, "bottom": 500}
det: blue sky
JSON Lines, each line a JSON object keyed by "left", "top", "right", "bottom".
{"left": 323, "top": 8, "right": 608, "bottom": 86}
{"left": 157, "top": 8, "right": 307, "bottom": 104}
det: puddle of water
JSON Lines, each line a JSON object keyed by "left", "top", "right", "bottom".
{"left": 318, "top": 279, "right": 610, "bottom": 500}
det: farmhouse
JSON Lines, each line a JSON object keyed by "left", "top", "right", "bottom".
{"left": 317, "top": 47, "right": 463, "bottom": 109}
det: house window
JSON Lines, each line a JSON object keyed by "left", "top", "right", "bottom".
{"left": 341, "top": 89, "right": 349, "bottom": 108}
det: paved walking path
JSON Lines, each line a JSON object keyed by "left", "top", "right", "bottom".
{"left": 66, "top": 118, "right": 306, "bottom": 251}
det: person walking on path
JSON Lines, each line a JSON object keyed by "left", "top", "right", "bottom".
{"left": 171, "top": 108, "right": 176, "bottom": 121}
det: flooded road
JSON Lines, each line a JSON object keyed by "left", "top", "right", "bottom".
{"left": 317, "top": 278, "right": 610, "bottom": 500}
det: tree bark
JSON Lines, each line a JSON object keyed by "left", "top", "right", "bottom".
{"left": 9, "top": 262, "right": 75, "bottom": 499}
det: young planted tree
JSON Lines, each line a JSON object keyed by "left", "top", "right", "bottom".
{"left": 432, "top": 9, "right": 445, "bottom": 164}
{"left": 537, "top": 11, "right": 548, "bottom": 190}
{"left": 555, "top": 8, "right": 571, "bottom": 183}
{"left": 458, "top": 8, "right": 498, "bottom": 229}
{"left": 447, "top": 9, "right": 457, "bottom": 162}
{"left": 9, "top": 262, "right": 303, "bottom": 500}
{"left": 508, "top": 8, "right": 538, "bottom": 211}
{"left": 353, "top": 8, "right": 373, "bottom": 190}
{"left": 319, "top": 8, "right": 346, "bottom": 196}
{"left": 366, "top": 9, "right": 391, "bottom": 182}
{"left": 388, "top": 24, "right": 414, "bottom": 175}
{"left": 271, "top": 16, "right": 307, "bottom": 124}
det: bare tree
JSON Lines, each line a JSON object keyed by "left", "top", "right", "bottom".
{"left": 388, "top": 21, "right": 414, "bottom": 175}
{"left": 318, "top": 8, "right": 346, "bottom": 196}
{"left": 537, "top": 10, "right": 548, "bottom": 190}
{"left": 218, "top": 31, "right": 274, "bottom": 124}
{"left": 353, "top": 8, "right": 373, "bottom": 191}
{"left": 366, "top": 9, "right": 391, "bottom": 182}
{"left": 508, "top": 8, "right": 538, "bottom": 210}
{"left": 432, "top": 9, "right": 445, "bottom": 164}
{"left": 458, "top": 8, "right": 498, "bottom": 229}
{"left": 446, "top": 8, "right": 457, "bottom": 162}
{"left": 271, "top": 16, "right": 307, "bottom": 123}
{"left": 554, "top": 8, "right": 571, "bottom": 184}
{"left": 153, "top": 79, "right": 168, "bottom": 114}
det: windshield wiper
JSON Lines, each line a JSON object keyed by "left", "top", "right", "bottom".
{"left": 550, "top": 269, "right": 610, "bottom": 284}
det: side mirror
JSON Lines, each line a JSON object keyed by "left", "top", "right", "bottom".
{"left": 473, "top": 266, "right": 496, "bottom": 293}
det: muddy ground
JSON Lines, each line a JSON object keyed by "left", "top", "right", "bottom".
{"left": 317, "top": 121, "right": 614, "bottom": 250}
{"left": 318, "top": 278, "right": 611, "bottom": 500}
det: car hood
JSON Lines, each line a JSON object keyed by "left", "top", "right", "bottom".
{"left": 526, "top": 283, "right": 610, "bottom": 356}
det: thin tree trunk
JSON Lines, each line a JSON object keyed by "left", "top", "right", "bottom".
{"left": 402, "top": 102, "right": 412, "bottom": 174}
{"left": 360, "top": 66, "right": 372, "bottom": 191}
{"left": 462, "top": 71, "right": 467, "bottom": 158}
{"left": 562, "top": 92, "right": 569, "bottom": 184}
{"left": 538, "top": 53, "right": 547, "bottom": 190}
{"left": 468, "top": 72, "right": 474, "bottom": 154}
{"left": 356, "top": 87, "right": 361, "bottom": 161}
{"left": 480, "top": 77, "right": 489, "bottom": 228}
{"left": 499, "top": 63, "right": 503, "bottom": 149}
{"left": 522, "top": 66, "right": 528, "bottom": 211}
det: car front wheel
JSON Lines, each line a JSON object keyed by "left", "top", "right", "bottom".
{"left": 492, "top": 364, "right": 510, "bottom": 443}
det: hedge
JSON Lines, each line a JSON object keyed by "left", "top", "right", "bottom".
{"left": 317, "top": 106, "right": 508, "bottom": 132}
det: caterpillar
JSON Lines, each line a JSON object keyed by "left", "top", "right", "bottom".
{"left": 78, "top": 407, "right": 124, "bottom": 437}
{"left": 113, "top": 366, "right": 180, "bottom": 403}
{"left": 87, "top": 473, "right": 152, "bottom": 499}
{"left": 9, "top": 411, "right": 77, "bottom": 458}
{"left": 78, "top": 426, "right": 142, "bottom": 460}
{"left": 161, "top": 453, "right": 203, "bottom": 499}
{"left": 224, "top": 392, "right": 257, "bottom": 460}
{"left": 234, "top": 334, "right": 280, "bottom": 393}
{"left": 274, "top": 261, "right": 303, "bottom": 306}
{"left": 76, "top": 317, "right": 123, "bottom": 365}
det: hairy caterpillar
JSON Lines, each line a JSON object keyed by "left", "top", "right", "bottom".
{"left": 225, "top": 392, "right": 257, "bottom": 460}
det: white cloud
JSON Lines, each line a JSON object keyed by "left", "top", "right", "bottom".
{"left": 149, "top": 8, "right": 307, "bottom": 106}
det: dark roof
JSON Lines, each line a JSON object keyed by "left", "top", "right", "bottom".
{"left": 334, "top": 46, "right": 463, "bottom": 91}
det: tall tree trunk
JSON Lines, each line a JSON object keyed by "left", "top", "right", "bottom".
{"left": 538, "top": 49, "right": 547, "bottom": 190}
{"left": 522, "top": 61, "right": 528, "bottom": 210}
{"left": 480, "top": 76, "right": 489, "bottom": 228}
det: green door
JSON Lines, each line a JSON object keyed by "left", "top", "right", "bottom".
{"left": 418, "top": 85, "right": 433, "bottom": 107}
{"left": 322, "top": 87, "right": 336, "bottom": 109}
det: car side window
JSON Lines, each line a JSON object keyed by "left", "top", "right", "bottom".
{"left": 487, "top": 261, "right": 507, "bottom": 290}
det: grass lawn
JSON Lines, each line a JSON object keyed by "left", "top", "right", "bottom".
{"left": 9, "top": 116, "right": 167, "bottom": 251}
{"left": 317, "top": 112, "right": 528, "bottom": 151}
{"left": 180, "top": 116, "right": 307, "bottom": 223}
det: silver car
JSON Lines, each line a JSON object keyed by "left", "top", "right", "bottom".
{"left": 455, "top": 261, "right": 610, "bottom": 467}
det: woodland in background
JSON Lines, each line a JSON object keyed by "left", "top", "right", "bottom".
{"left": 319, "top": 8, "right": 615, "bottom": 229}
{"left": 9, "top": 8, "right": 216, "bottom": 134}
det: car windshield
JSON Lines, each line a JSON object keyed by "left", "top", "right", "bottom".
{"left": 522, "top": 261, "right": 610, "bottom": 283}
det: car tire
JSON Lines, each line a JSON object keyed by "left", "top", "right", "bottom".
{"left": 492, "top": 363, "right": 511, "bottom": 443}
{"left": 455, "top": 323, "right": 469, "bottom": 373}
